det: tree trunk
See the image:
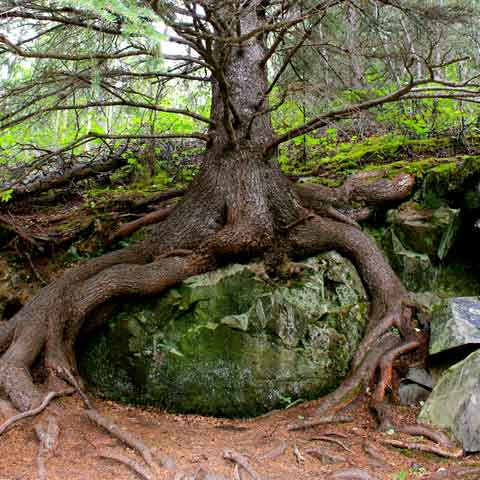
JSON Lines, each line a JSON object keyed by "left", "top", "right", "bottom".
{"left": 0, "top": 1, "right": 414, "bottom": 415}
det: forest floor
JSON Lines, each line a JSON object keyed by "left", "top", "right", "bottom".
{"left": 0, "top": 392, "right": 479, "bottom": 480}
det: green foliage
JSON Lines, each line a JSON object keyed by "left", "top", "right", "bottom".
{"left": 0, "top": 188, "right": 13, "bottom": 203}
{"left": 57, "top": 0, "right": 165, "bottom": 45}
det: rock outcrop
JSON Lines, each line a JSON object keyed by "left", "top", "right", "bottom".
{"left": 80, "top": 252, "right": 368, "bottom": 417}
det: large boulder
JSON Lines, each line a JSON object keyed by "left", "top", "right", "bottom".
{"left": 80, "top": 252, "right": 368, "bottom": 417}
{"left": 430, "top": 297, "right": 480, "bottom": 357}
{"left": 418, "top": 349, "right": 480, "bottom": 452}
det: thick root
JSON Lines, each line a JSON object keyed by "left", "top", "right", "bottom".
{"left": 0, "top": 389, "right": 72, "bottom": 436}
{"left": 381, "top": 438, "right": 464, "bottom": 459}
{"left": 0, "top": 249, "right": 211, "bottom": 411}
{"left": 86, "top": 409, "right": 158, "bottom": 472}
{"left": 35, "top": 416, "right": 60, "bottom": 480}
{"left": 98, "top": 450, "right": 154, "bottom": 480}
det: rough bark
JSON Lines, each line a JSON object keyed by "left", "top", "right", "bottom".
{"left": 0, "top": 0, "right": 416, "bottom": 429}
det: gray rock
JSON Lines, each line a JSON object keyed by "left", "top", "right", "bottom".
{"left": 419, "top": 349, "right": 480, "bottom": 452}
{"left": 398, "top": 368, "right": 433, "bottom": 406}
{"left": 430, "top": 297, "right": 480, "bottom": 356}
{"left": 405, "top": 367, "right": 433, "bottom": 389}
{"left": 80, "top": 252, "right": 369, "bottom": 417}
{"left": 398, "top": 383, "right": 431, "bottom": 406}
{"left": 387, "top": 202, "right": 460, "bottom": 260}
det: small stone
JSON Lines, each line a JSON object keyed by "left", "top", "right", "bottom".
{"left": 398, "top": 383, "right": 431, "bottom": 406}
{"left": 404, "top": 368, "right": 433, "bottom": 389}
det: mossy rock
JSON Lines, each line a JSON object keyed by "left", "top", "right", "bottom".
{"left": 416, "top": 155, "right": 480, "bottom": 209}
{"left": 387, "top": 201, "right": 460, "bottom": 260}
{"left": 80, "top": 252, "right": 368, "bottom": 417}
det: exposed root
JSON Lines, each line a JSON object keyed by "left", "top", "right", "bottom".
{"left": 397, "top": 424, "right": 454, "bottom": 448}
{"left": 313, "top": 333, "right": 401, "bottom": 417}
{"left": 0, "top": 321, "right": 15, "bottom": 353}
{"left": 327, "top": 468, "right": 381, "bottom": 480}
{"left": 86, "top": 409, "right": 159, "bottom": 472}
{"left": 370, "top": 401, "right": 395, "bottom": 432}
{"left": 309, "top": 435, "right": 354, "bottom": 454}
{"left": 0, "top": 389, "right": 72, "bottom": 436}
{"left": 350, "top": 313, "right": 398, "bottom": 371}
{"left": 98, "top": 449, "right": 154, "bottom": 480}
{"left": 294, "top": 171, "right": 415, "bottom": 223}
{"left": 34, "top": 416, "right": 60, "bottom": 480}
{"left": 380, "top": 438, "right": 464, "bottom": 459}
{"left": 373, "top": 335, "right": 420, "bottom": 402}
{"left": 363, "top": 441, "right": 392, "bottom": 468}
{"left": 451, "top": 467, "right": 480, "bottom": 478}
{"left": 223, "top": 449, "right": 261, "bottom": 480}
{"left": 0, "top": 158, "right": 430, "bottom": 480}
{"left": 257, "top": 441, "right": 288, "bottom": 461}
{"left": 288, "top": 415, "right": 353, "bottom": 432}
{"left": 305, "top": 447, "right": 347, "bottom": 464}
{"left": 107, "top": 207, "right": 173, "bottom": 245}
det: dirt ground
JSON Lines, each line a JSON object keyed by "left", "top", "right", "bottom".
{"left": 0, "top": 392, "right": 478, "bottom": 480}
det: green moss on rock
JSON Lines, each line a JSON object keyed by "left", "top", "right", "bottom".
{"left": 80, "top": 252, "right": 368, "bottom": 417}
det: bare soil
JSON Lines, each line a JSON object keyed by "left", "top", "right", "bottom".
{"left": 1, "top": 393, "right": 479, "bottom": 480}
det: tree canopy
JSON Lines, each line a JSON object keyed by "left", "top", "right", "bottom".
{"left": 1, "top": 0, "right": 480, "bottom": 199}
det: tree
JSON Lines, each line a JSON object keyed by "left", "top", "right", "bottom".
{"left": 0, "top": 0, "right": 479, "bottom": 423}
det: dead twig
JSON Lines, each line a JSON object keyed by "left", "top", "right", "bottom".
{"left": 288, "top": 415, "right": 353, "bottom": 431}
{"left": 25, "top": 251, "right": 47, "bottom": 285}
{"left": 98, "top": 449, "right": 154, "bottom": 480}
{"left": 107, "top": 207, "right": 172, "bottom": 244}
{"left": 320, "top": 431, "right": 349, "bottom": 439}
{"left": 309, "top": 435, "right": 354, "bottom": 453}
{"left": 233, "top": 464, "right": 241, "bottom": 480}
{"left": 380, "top": 438, "right": 464, "bottom": 459}
{"left": 223, "top": 449, "right": 261, "bottom": 480}
{"left": 283, "top": 212, "right": 315, "bottom": 231}
{"left": 293, "top": 445, "right": 305, "bottom": 465}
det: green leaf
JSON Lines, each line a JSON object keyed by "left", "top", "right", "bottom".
{"left": 0, "top": 188, "right": 13, "bottom": 203}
